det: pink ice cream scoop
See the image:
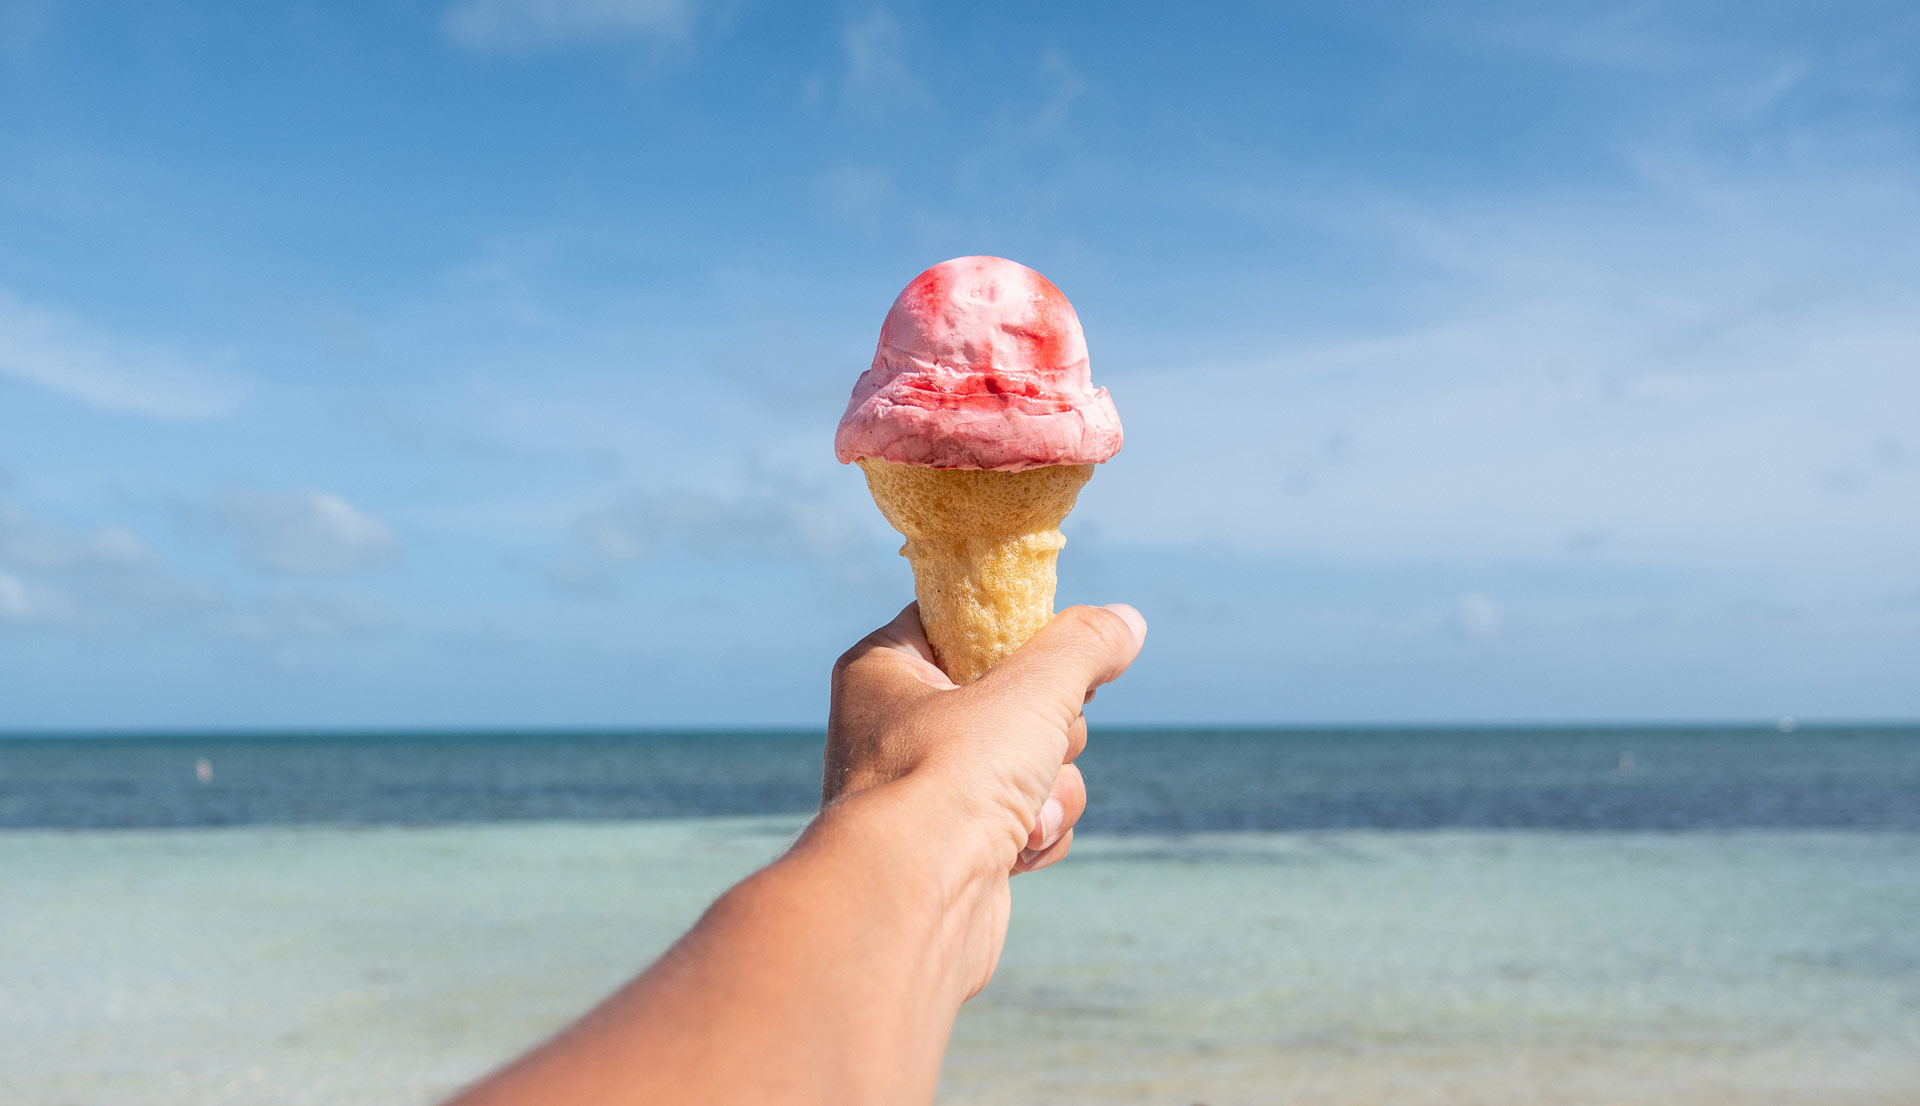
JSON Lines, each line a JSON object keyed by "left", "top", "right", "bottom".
{"left": 834, "top": 255, "right": 1123, "bottom": 471}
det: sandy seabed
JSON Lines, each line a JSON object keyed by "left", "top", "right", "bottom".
{"left": 3, "top": 820, "right": 1916, "bottom": 1105}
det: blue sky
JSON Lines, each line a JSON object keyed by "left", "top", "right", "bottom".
{"left": 1, "top": 0, "right": 1916, "bottom": 729}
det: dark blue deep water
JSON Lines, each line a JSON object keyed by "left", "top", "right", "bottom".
{"left": 1, "top": 726, "right": 1915, "bottom": 832}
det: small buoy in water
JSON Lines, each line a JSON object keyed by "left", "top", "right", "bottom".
{"left": 195, "top": 757, "right": 213, "bottom": 784}
{"left": 1777, "top": 716, "right": 1798, "bottom": 734}
{"left": 1619, "top": 751, "right": 1635, "bottom": 774}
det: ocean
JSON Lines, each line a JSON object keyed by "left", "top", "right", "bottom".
{"left": 6, "top": 724, "right": 1917, "bottom": 832}
{"left": 3, "top": 726, "right": 1917, "bottom": 1104}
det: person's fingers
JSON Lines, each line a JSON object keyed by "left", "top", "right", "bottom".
{"left": 976, "top": 604, "right": 1147, "bottom": 720}
{"left": 868, "top": 602, "right": 938, "bottom": 667}
{"left": 1064, "top": 711, "right": 1089, "bottom": 763}
{"left": 1014, "top": 827, "right": 1074, "bottom": 873}
{"left": 831, "top": 604, "right": 954, "bottom": 707}
{"left": 863, "top": 602, "right": 958, "bottom": 690}
{"left": 1025, "top": 762, "right": 1085, "bottom": 851}
{"left": 825, "top": 605, "right": 954, "bottom": 804}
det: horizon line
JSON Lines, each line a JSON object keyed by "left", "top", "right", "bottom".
{"left": 2, "top": 718, "right": 1915, "bottom": 740}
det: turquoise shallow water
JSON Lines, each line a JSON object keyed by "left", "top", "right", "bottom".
{"left": 5, "top": 729, "right": 1916, "bottom": 1101}
{"left": 3, "top": 820, "right": 1916, "bottom": 1105}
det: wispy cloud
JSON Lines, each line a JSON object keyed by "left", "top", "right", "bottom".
{"left": 1382, "top": 0, "right": 1856, "bottom": 72}
{"left": 442, "top": 0, "right": 695, "bottom": 53}
{"left": 0, "top": 290, "right": 250, "bottom": 420}
{"left": 0, "top": 495, "right": 397, "bottom": 661}
{"left": 576, "top": 487, "right": 855, "bottom": 564}
{"left": 814, "top": 165, "right": 894, "bottom": 230}
{"left": 0, "top": 569, "right": 44, "bottom": 622}
{"left": 519, "top": 476, "right": 877, "bottom": 596}
{"left": 1105, "top": 41, "right": 1920, "bottom": 579}
{"left": 1101, "top": 301, "right": 1920, "bottom": 568}
{"left": 4, "top": 0, "right": 1913, "bottom": 723}
{"left": 931, "top": 49, "right": 1091, "bottom": 221}
{"left": 840, "top": 7, "right": 928, "bottom": 117}
{"left": 0, "top": 501, "right": 213, "bottom": 627}
{"left": 1027, "top": 50, "right": 1087, "bottom": 136}
{"left": 210, "top": 589, "right": 392, "bottom": 642}
{"left": 1457, "top": 593, "right": 1503, "bottom": 641}
{"left": 211, "top": 490, "right": 401, "bottom": 576}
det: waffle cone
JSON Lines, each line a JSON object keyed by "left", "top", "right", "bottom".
{"left": 858, "top": 458, "right": 1094, "bottom": 684}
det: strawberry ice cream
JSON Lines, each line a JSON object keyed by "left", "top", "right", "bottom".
{"left": 834, "top": 255, "right": 1123, "bottom": 472}
{"left": 837, "top": 256, "right": 1123, "bottom": 683}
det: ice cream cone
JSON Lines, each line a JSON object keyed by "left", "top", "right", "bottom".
{"left": 858, "top": 458, "right": 1093, "bottom": 684}
{"left": 836, "top": 256, "right": 1122, "bottom": 683}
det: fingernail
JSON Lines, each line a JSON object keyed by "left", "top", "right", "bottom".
{"left": 1018, "top": 847, "right": 1044, "bottom": 868}
{"left": 1100, "top": 604, "right": 1147, "bottom": 645}
{"left": 1030, "top": 797, "right": 1064, "bottom": 849}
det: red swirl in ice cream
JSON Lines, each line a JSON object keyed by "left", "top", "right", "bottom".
{"left": 834, "top": 256, "right": 1123, "bottom": 471}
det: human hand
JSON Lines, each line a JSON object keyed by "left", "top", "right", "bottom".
{"left": 824, "top": 602, "right": 1147, "bottom": 876}
{"left": 439, "top": 604, "right": 1145, "bottom": 1106}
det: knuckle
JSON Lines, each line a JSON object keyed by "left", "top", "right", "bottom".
{"left": 1061, "top": 604, "right": 1130, "bottom": 654}
{"left": 830, "top": 640, "right": 874, "bottom": 689}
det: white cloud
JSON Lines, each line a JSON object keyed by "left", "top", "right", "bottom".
{"left": 0, "top": 496, "right": 400, "bottom": 652}
{"left": 0, "top": 289, "right": 250, "bottom": 420}
{"left": 1101, "top": 65, "right": 1920, "bottom": 584}
{"left": 1458, "top": 593, "right": 1503, "bottom": 640}
{"left": 936, "top": 50, "right": 1090, "bottom": 212}
{"left": 210, "top": 589, "right": 392, "bottom": 642}
{"left": 1099, "top": 304, "right": 1920, "bottom": 571}
{"left": 814, "top": 165, "right": 894, "bottom": 229}
{"left": 0, "top": 569, "right": 37, "bottom": 621}
{"left": 576, "top": 487, "right": 856, "bottom": 564}
{"left": 0, "top": 502, "right": 212, "bottom": 626}
{"left": 1380, "top": 0, "right": 1820, "bottom": 72}
{"left": 213, "top": 490, "right": 401, "bottom": 576}
{"left": 841, "top": 7, "right": 928, "bottom": 116}
{"left": 443, "top": 0, "right": 693, "bottom": 53}
{"left": 1028, "top": 50, "right": 1087, "bottom": 136}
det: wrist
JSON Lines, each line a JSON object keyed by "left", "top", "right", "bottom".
{"left": 799, "top": 772, "right": 1015, "bottom": 1000}
{"left": 811, "top": 770, "right": 1010, "bottom": 895}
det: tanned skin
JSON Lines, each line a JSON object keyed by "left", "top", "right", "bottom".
{"left": 442, "top": 601, "right": 1146, "bottom": 1106}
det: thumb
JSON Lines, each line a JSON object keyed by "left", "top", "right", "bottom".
{"left": 975, "top": 604, "right": 1147, "bottom": 716}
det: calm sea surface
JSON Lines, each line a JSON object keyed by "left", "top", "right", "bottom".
{"left": 6, "top": 725, "right": 1918, "bottom": 1105}
{"left": 2, "top": 725, "right": 1915, "bottom": 831}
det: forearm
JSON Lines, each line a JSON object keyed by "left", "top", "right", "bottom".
{"left": 446, "top": 776, "right": 1009, "bottom": 1106}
